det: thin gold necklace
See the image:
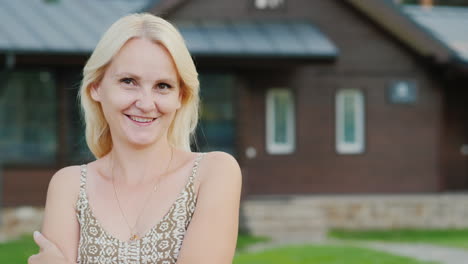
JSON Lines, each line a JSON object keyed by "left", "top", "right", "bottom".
{"left": 111, "top": 147, "right": 174, "bottom": 241}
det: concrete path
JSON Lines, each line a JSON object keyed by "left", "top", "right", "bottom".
{"left": 361, "top": 241, "right": 468, "bottom": 264}
{"left": 244, "top": 239, "right": 468, "bottom": 264}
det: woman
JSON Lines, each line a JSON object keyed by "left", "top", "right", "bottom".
{"left": 28, "top": 13, "right": 242, "bottom": 264}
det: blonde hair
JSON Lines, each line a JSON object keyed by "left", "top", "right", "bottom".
{"left": 79, "top": 13, "right": 199, "bottom": 158}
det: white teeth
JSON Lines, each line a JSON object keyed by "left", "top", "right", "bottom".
{"left": 129, "top": 116, "right": 154, "bottom": 123}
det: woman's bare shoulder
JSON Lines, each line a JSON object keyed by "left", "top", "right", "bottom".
{"left": 198, "top": 151, "right": 241, "bottom": 184}
{"left": 202, "top": 151, "right": 238, "bottom": 166}
{"left": 50, "top": 165, "right": 81, "bottom": 184}
{"left": 47, "top": 165, "right": 83, "bottom": 204}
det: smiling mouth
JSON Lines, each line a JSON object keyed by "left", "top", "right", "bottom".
{"left": 125, "top": 115, "right": 157, "bottom": 123}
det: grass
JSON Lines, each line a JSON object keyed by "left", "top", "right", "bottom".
{"left": 0, "top": 232, "right": 267, "bottom": 263}
{"left": 233, "top": 244, "right": 438, "bottom": 264}
{"left": 236, "top": 232, "right": 270, "bottom": 251}
{"left": 0, "top": 232, "right": 443, "bottom": 264}
{"left": 330, "top": 228, "right": 468, "bottom": 250}
{"left": 0, "top": 234, "right": 38, "bottom": 263}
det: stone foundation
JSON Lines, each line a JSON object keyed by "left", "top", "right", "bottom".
{"left": 0, "top": 207, "right": 44, "bottom": 242}
{"left": 241, "top": 194, "right": 468, "bottom": 241}
{"left": 241, "top": 196, "right": 327, "bottom": 241}
{"left": 314, "top": 194, "right": 468, "bottom": 229}
{"left": 2, "top": 194, "right": 468, "bottom": 242}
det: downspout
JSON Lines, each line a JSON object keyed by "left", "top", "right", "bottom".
{"left": 0, "top": 52, "right": 15, "bottom": 225}
{"left": 6, "top": 52, "right": 15, "bottom": 70}
{"left": 0, "top": 164, "right": 2, "bottom": 226}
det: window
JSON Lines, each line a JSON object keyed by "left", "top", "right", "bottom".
{"left": 336, "top": 89, "right": 365, "bottom": 154}
{"left": 266, "top": 88, "right": 295, "bottom": 154}
{"left": 253, "top": 0, "right": 285, "bottom": 10}
{"left": 65, "top": 70, "right": 94, "bottom": 163}
{"left": 0, "top": 71, "right": 57, "bottom": 163}
{"left": 196, "top": 74, "right": 235, "bottom": 155}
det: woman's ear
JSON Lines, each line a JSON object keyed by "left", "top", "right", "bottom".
{"left": 90, "top": 82, "right": 101, "bottom": 102}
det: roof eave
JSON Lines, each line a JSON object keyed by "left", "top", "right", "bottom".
{"left": 191, "top": 52, "right": 338, "bottom": 60}
{"left": 344, "top": 0, "right": 455, "bottom": 65}
{"left": 0, "top": 49, "right": 92, "bottom": 55}
{"left": 147, "top": 0, "right": 192, "bottom": 18}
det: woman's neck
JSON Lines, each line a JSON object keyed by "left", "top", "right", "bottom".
{"left": 106, "top": 139, "right": 174, "bottom": 186}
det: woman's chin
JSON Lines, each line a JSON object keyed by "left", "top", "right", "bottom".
{"left": 125, "top": 136, "right": 159, "bottom": 148}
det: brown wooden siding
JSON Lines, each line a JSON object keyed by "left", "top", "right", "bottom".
{"left": 170, "top": 0, "right": 449, "bottom": 194}
{"left": 3, "top": 0, "right": 466, "bottom": 207}
{"left": 238, "top": 69, "right": 443, "bottom": 194}
{"left": 2, "top": 167, "right": 56, "bottom": 206}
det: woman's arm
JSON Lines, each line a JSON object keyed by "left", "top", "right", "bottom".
{"left": 176, "top": 152, "right": 242, "bottom": 264}
{"left": 29, "top": 166, "right": 81, "bottom": 264}
{"left": 29, "top": 231, "right": 74, "bottom": 264}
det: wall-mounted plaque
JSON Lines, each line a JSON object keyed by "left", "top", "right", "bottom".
{"left": 387, "top": 80, "right": 417, "bottom": 104}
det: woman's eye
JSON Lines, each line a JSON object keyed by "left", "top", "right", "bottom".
{"left": 120, "top": 78, "right": 136, "bottom": 86}
{"left": 157, "top": 83, "right": 172, "bottom": 91}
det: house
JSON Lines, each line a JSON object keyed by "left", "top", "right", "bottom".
{"left": 1, "top": 0, "right": 468, "bottom": 240}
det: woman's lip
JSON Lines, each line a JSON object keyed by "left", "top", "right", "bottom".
{"left": 125, "top": 114, "right": 157, "bottom": 119}
{"left": 125, "top": 114, "right": 157, "bottom": 126}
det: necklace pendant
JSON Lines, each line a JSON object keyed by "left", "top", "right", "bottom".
{"left": 130, "top": 234, "right": 138, "bottom": 241}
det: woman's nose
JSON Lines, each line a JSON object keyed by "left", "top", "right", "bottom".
{"left": 135, "top": 89, "right": 156, "bottom": 112}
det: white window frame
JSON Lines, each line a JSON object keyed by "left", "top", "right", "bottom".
{"left": 254, "top": 0, "right": 285, "bottom": 10}
{"left": 266, "top": 88, "right": 295, "bottom": 154}
{"left": 335, "top": 89, "right": 365, "bottom": 154}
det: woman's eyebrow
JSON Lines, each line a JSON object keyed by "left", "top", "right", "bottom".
{"left": 114, "top": 72, "right": 178, "bottom": 84}
{"left": 114, "top": 72, "right": 141, "bottom": 80}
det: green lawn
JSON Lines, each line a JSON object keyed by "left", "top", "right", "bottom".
{"left": 329, "top": 228, "right": 468, "bottom": 250}
{"left": 236, "top": 232, "right": 270, "bottom": 251}
{"left": 0, "top": 232, "right": 441, "bottom": 264}
{"left": 0, "top": 233, "right": 267, "bottom": 263}
{"left": 234, "top": 244, "right": 438, "bottom": 264}
{"left": 0, "top": 234, "right": 38, "bottom": 263}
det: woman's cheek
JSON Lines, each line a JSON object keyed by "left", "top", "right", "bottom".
{"left": 156, "top": 96, "right": 181, "bottom": 113}
{"left": 111, "top": 90, "right": 138, "bottom": 108}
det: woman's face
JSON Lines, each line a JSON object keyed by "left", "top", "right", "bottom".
{"left": 91, "top": 37, "right": 182, "bottom": 148}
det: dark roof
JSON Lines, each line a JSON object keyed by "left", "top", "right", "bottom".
{"left": 0, "top": 0, "right": 337, "bottom": 59}
{"left": 345, "top": 0, "right": 468, "bottom": 66}
{"left": 0, "top": 0, "right": 154, "bottom": 54}
{"left": 403, "top": 5, "right": 468, "bottom": 63}
{"left": 176, "top": 20, "right": 338, "bottom": 59}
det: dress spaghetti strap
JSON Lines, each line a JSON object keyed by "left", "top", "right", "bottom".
{"left": 189, "top": 152, "right": 206, "bottom": 184}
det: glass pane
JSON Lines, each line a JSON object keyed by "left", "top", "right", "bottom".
{"left": 274, "top": 93, "right": 288, "bottom": 144}
{"left": 196, "top": 74, "right": 235, "bottom": 154}
{"left": 0, "top": 71, "right": 57, "bottom": 163}
{"left": 65, "top": 70, "right": 94, "bottom": 163}
{"left": 343, "top": 94, "right": 356, "bottom": 143}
